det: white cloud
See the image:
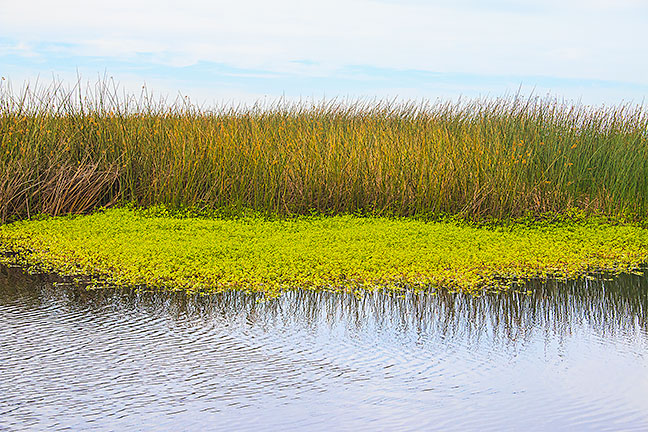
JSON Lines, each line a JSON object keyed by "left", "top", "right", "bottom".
{"left": 0, "top": 41, "right": 40, "bottom": 58}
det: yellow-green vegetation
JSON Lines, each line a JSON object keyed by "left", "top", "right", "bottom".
{"left": 1, "top": 80, "right": 648, "bottom": 222}
{"left": 3, "top": 80, "right": 648, "bottom": 295}
{"left": 1, "top": 208, "right": 646, "bottom": 296}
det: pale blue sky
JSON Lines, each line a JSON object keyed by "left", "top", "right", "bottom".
{"left": 1, "top": 0, "right": 647, "bottom": 106}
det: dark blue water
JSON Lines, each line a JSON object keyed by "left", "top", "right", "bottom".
{"left": 1, "top": 265, "right": 647, "bottom": 431}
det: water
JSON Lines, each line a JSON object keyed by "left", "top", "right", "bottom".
{"left": 1, "top": 265, "right": 647, "bottom": 431}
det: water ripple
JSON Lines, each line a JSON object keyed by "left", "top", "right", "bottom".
{"left": 0, "top": 266, "right": 647, "bottom": 431}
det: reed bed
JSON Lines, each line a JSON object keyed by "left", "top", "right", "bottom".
{"left": 1, "top": 79, "right": 647, "bottom": 222}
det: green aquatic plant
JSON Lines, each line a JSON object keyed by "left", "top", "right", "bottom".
{"left": 1, "top": 79, "right": 648, "bottom": 222}
{"left": 1, "top": 208, "right": 646, "bottom": 296}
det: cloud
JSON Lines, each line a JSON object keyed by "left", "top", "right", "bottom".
{"left": 0, "top": 41, "right": 41, "bottom": 59}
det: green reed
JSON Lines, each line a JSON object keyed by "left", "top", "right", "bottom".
{"left": 1, "top": 78, "right": 647, "bottom": 222}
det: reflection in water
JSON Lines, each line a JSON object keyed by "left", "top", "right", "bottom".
{"left": 1, "top": 265, "right": 647, "bottom": 431}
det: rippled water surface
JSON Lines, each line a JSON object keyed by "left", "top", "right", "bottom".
{"left": 1, "top": 266, "right": 647, "bottom": 431}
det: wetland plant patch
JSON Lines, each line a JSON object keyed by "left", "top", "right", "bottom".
{"left": 2, "top": 80, "right": 648, "bottom": 223}
{"left": 1, "top": 208, "right": 647, "bottom": 296}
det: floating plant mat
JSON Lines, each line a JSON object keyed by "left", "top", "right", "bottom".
{"left": 1, "top": 207, "right": 647, "bottom": 296}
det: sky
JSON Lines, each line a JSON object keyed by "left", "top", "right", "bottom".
{"left": 1, "top": 0, "right": 647, "bottom": 107}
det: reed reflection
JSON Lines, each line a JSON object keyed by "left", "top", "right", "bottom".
{"left": 2, "top": 265, "right": 646, "bottom": 347}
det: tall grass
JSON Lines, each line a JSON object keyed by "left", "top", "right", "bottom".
{"left": 1, "top": 78, "right": 647, "bottom": 222}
